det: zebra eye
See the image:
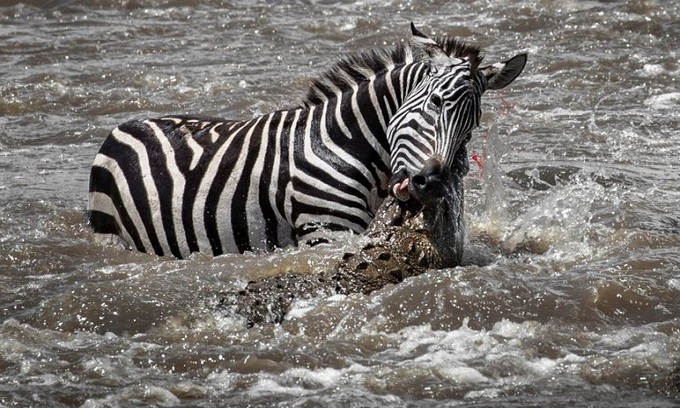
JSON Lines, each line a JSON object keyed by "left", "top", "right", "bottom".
{"left": 428, "top": 94, "right": 443, "bottom": 112}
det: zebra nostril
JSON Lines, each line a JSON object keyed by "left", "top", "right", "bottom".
{"left": 412, "top": 174, "right": 427, "bottom": 190}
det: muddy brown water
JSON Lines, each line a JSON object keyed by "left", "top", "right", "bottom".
{"left": 1, "top": 1, "right": 680, "bottom": 406}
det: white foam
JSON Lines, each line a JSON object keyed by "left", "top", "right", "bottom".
{"left": 643, "top": 92, "right": 680, "bottom": 109}
{"left": 286, "top": 293, "right": 347, "bottom": 320}
{"left": 81, "top": 385, "right": 180, "bottom": 408}
{"left": 668, "top": 278, "right": 680, "bottom": 290}
{"left": 284, "top": 366, "right": 344, "bottom": 387}
{"left": 286, "top": 298, "right": 322, "bottom": 320}
{"left": 491, "top": 319, "right": 541, "bottom": 339}
{"left": 359, "top": 319, "right": 571, "bottom": 395}
{"left": 435, "top": 365, "right": 490, "bottom": 384}
{"left": 524, "top": 356, "right": 559, "bottom": 376}
{"left": 640, "top": 63, "right": 666, "bottom": 77}
{"left": 248, "top": 377, "right": 306, "bottom": 397}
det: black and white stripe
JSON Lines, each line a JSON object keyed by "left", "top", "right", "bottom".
{"left": 88, "top": 23, "right": 526, "bottom": 258}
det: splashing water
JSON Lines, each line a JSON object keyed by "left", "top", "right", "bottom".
{"left": 1, "top": 1, "right": 680, "bottom": 406}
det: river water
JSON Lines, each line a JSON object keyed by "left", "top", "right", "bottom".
{"left": 1, "top": 0, "right": 679, "bottom": 406}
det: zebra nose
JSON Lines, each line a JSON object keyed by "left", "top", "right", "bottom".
{"left": 411, "top": 172, "right": 442, "bottom": 199}
{"left": 411, "top": 173, "right": 432, "bottom": 191}
{"left": 409, "top": 157, "right": 449, "bottom": 205}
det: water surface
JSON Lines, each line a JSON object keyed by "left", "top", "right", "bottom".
{"left": 1, "top": 0, "right": 679, "bottom": 406}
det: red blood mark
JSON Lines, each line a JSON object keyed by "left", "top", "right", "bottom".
{"left": 472, "top": 153, "right": 484, "bottom": 170}
{"left": 472, "top": 130, "right": 488, "bottom": 172}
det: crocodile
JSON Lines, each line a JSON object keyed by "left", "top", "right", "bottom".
{"left": 218, "top": 153, "right": 467, "bottom": 326}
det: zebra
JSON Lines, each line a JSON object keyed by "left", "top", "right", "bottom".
{"left": 88, "top": 23, "right": 527, "bottom": 258}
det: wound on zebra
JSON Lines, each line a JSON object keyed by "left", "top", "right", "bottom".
{"left": 87, "top": 22, "right": 527, "bottom": 258}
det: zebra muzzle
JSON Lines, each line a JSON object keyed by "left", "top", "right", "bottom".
{"left": 408, "top": 156, "right": 451, "bottom": 206}
{"left": 390, "top": 157, "right": 449, "bottom": 203}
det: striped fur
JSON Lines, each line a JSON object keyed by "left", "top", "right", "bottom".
{"left": 88, "top": 24, "right": 526, "bottom": 258}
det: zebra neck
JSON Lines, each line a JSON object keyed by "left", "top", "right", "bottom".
{"left": 310, "top": 61, "right": 429, "bottom": 147}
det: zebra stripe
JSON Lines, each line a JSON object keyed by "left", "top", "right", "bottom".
{"left": 88, "top": 24, "right": 526, "bottom": 257}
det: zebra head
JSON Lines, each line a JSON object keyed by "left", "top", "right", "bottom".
{"left": 388, "top": 23, "right": 527, "bottom": 202}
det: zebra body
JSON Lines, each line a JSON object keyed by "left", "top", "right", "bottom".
{"left": 90, "top": 108, "right": 391, "bottom": 257}
{"left": 89, "top": 23, "right": 527, "bottom": 258}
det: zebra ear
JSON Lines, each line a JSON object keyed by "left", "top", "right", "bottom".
{"left": 410, "top": 22, "right": 451, "bottom": 72}
{"left": 481, "top": 53, "right": 528, "bottom": 90}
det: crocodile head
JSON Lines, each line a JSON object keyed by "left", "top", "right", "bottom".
{"left": 409, "top": 149, "right": 466, "bottom": 267}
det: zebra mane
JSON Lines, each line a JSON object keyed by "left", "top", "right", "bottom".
{"left": 301, "top": 36, "right": 483, "bottom": 107}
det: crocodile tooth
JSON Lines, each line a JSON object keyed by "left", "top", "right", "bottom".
{"left": 417, "top": 252, "right": 428, "bottom": 267}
